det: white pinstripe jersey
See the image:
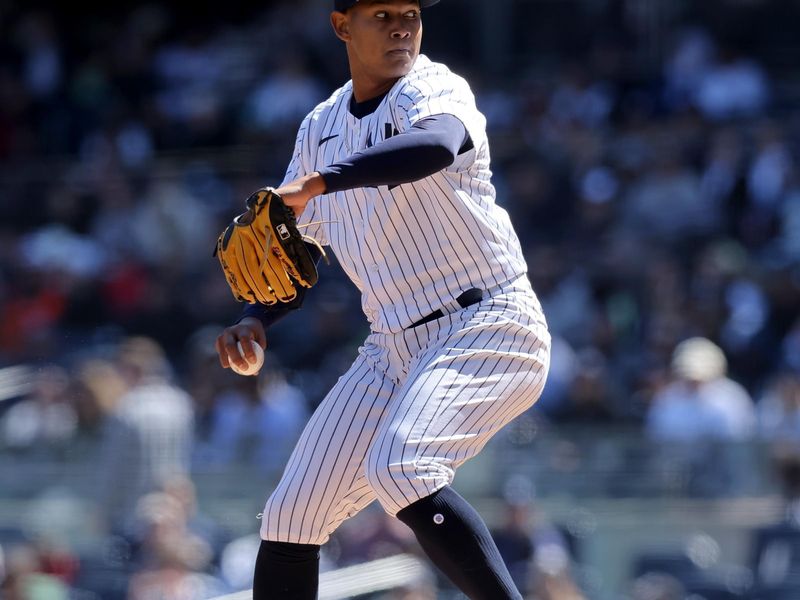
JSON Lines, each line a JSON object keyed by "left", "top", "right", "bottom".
{"left": 282, "top": 55, "right": 528, "bottom": 333}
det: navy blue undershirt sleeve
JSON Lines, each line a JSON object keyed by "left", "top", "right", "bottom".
{"left": 318, "top": 114, "right": 470, "bottom": 194}
{"left": 235, "top": 242, "right": 323, "bottom": 330}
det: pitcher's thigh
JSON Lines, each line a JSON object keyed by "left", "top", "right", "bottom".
{"left": 366, "top": 318, "right": 550, "bottom": 515}
{"left": 261, "top": 355, "right": 395, "bottom": 545}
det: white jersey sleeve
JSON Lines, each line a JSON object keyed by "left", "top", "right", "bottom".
{"left": 393, "top": 60, "right": 487, "bottom": 164}
{"left": 280, "top": 111, "right": 329, "bottom": 246}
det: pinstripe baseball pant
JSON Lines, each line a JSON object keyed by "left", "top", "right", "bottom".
{"left": 260, "top": 276, "right": 550, "bottom": 545}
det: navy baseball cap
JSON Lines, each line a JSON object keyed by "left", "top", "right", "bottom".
{"left": 334, "top": 0, "right": 440, "bottom": 12}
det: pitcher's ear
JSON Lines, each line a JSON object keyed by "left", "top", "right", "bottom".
{"left": 331, "top": 12, "right": 350, "bottom": 42}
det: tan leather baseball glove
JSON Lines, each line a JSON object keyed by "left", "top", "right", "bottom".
{"left": 215, "top": 188, "right": 323, "bottom": 304}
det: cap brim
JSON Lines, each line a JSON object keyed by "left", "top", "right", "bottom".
{"left": 336, "top": 0, "right": 440, "bottom": 11}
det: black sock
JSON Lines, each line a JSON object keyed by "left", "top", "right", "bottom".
{"left": 252, "top": 540, "right": 320, "bottom": 600}
{"left": 396, "top": 486, "right": 522, "bottom": 600}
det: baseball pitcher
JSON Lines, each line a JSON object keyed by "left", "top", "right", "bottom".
{"left": 214, "top": 1, "right": 551, "bottom": 598}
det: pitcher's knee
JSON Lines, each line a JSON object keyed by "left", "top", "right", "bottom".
{"left": 365, "top": 448, "right": 455, "bottom": 515}
{"left": 259, "top": 491, "right": 331, "bottom": 546}
{"left": 364, "top": 454, "right": 405, "bottom": 506}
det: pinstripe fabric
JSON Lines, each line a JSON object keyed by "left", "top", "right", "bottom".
{"left": 284, "top": 55, "right": 527, "bottom": 334}
{"left": 260, "top": 277, "right": 550, "bottom": 544}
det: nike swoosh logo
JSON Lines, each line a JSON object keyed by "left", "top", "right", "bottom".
{"left": 319, "top": 134, "right": 339, "bottom": 147}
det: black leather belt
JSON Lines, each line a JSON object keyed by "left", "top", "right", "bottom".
{"left": 409, "top": 288, "right": 484, "bottom": 328}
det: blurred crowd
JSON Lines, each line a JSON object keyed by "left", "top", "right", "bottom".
{"left": 2, "top": 0, "right": 800, "bottom": 597}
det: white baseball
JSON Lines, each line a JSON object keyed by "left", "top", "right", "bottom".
{"left": 230, "top": 339, "right": 265, "bottom": 376}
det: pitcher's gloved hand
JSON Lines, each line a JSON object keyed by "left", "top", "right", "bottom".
{"left": 215, "top": 188, "right": 324, "bottom": 304}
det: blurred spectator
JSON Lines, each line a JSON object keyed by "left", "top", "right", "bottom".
{"left": 95, "top": 337, "right": 194, "bottom": 532}
{"left": 646, "top": 337, "right": 756, "bottom": 442}
{"left": 531, "top": 574, "right": 587, "bottom": 600}
{"left": 629, "top": 572, "right": 685, "bottom": 600}
{"left": 70, "top": 358, "right": 128, "bottom": 438}
{"left": 527, "top": 246, "right": 594, "bottom": 347}
{"left": 747, "top": 123, "right": 793, "bottom": 212}
{"left": 555, "top": 347, "right": 620, "bottom": 423}
{"left": 749, "top": 450, "right": 800, "bottom": 590}
{"left": 19, "top": 224, "right": 108, "bottom": 280}
{"left": 694, "top": 46, "right": 769, "bottom": 121}
{"left": 217, "top": 533, "right": 260, "bottom": 593}
{"left": 333, "top": 503, "right": 419, "bottom": 566}
{"left": 183, "top": 324, "right": 236, "bottom": 444}
{"left": 771, "top": 450, "right": 800, "bottom": 525}
{"left": 663, "top": 27, "right": 715, "bottom": 111}
{"left": 491, "top": 501, "right": 541, "bottom": 595}
{"left": 203, "top": 352, "right": 308, "bottom": 475}
{"left": 244, "top": 54, "right": 325, "bottom": 133}
{"left": 129, "top": 176, "right": 217, "bottom": 270}
{"left": 15, "top": 13, "right": 63, "bottom": 101}
{"left": 0, "top": 365, "right": 77, "bottom": 450}
{"left": 160, "top": 475, "right": 230, "bottom": 566}
{"left": 533, "top": 335, "right": 579, "bottom": 418}
{"left": 698, "top": 127, "right": 744, "bottom": 215}
{"left": 0, "top": 270, "right": 68, "bottom": 360}
{"left": 620, "top": 142, "right": 720, "bottom": 244}
{"left": 759, "top": 371, "right": 800, "bottom": 444}
{"left": 30, "top": 538, "right": 78, "bottom": 589}
{"left": 126, "top": 490, "right": 222, "bottom": 600}
{"left": 546, "top": 62, "right": 614, "bottom": 128}
{"left": 783, "top": 318, "right": 800, "bottom": 374}
{"left": 0, "top": 544, "right": 69, "bottom": 600}
{"left": 152, "top": 28, "right": 226, "bottom": 145}
{"left": 645, "top": 337, "right": 757, "bottom": 496}
{"left": 490, "top": 478, "right": 582, "bottom": 599}
{"left": 779, "top": 187, "right": 800, "bottom": 262}
{"left": 720, "top": 276, "right": 770, "bottom": 365}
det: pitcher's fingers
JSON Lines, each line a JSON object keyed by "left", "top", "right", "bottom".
{"left": 215, "top": 335, "right": 231, "bottom": 369}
